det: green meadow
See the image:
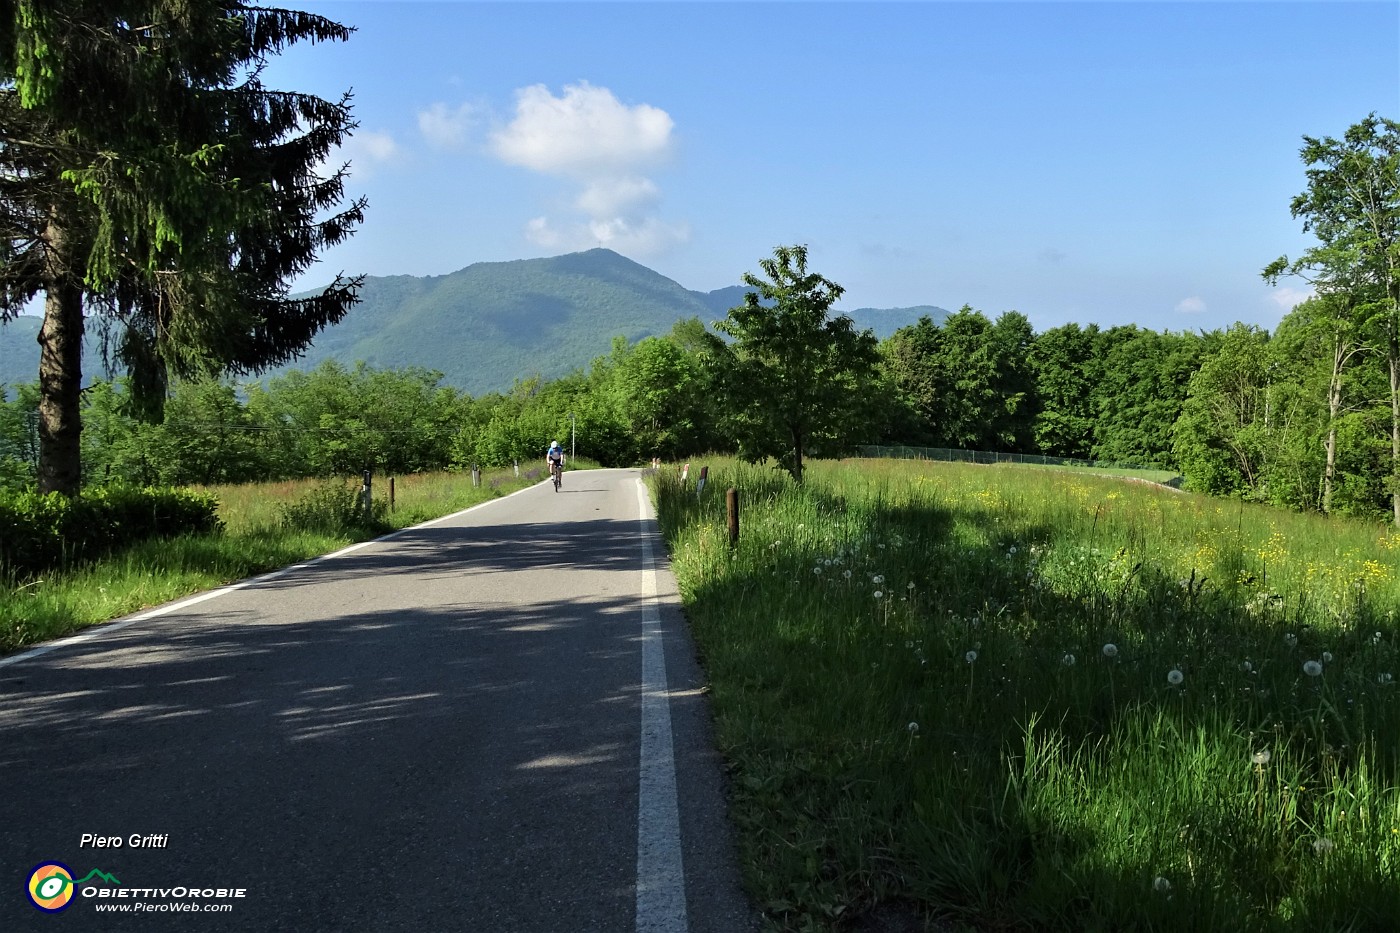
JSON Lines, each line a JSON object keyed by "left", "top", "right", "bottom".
{"left": 654, "top": 458, "right": 1400, "bottom": 931}
{"left": 0, "top": 466, "right": 544, "bottom": 654}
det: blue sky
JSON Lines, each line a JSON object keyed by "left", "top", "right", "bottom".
{"left": 266, "top": 1, "right": 1399, "bottom": 334}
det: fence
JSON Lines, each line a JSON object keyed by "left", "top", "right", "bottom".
{"left": 855, "top": 444, "right": 1174, "bottom": 475}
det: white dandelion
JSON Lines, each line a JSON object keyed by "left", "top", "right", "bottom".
{"left": 1167, "top": 669, "right": 1185, "bottom": 686}
{"left": 1303, "top": 660, "right": 1323, "bottom": 677}
{"left": 965, "top": 650, "right": 978, "bottom": 664}
{"left": 1102, "top": 644, "right": 1119, "bottom": 658}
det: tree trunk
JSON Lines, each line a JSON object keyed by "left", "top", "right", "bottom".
{"left": 1390, "top": 343, "right": 1400, "bottom": 525}
{"left": 1323, "top": 338, "right": 1344, "bottom": 514}
{"left": 37, "top": 211, "right": 84, "bottom": 496}
{"left": 792, "top": 425, "right": 804, "bottom": 484}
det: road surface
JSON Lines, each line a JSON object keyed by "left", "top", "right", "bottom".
{"left": 1, "top": 468, "right": 757, "bottom": 932}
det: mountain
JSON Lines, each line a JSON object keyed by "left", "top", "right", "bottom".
{"left": 1, "top": 249, "right": 949, "bottom": 396}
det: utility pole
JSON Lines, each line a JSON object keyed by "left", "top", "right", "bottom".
{"left": 569, "top": 412, "right": 576, "bottom": 462}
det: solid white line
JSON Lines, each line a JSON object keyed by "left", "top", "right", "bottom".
{"left": 634, "top": 478, "right": 689, "bottom": 933}
{"left": 0, "top": 479, "right": 545, "bottom": 669}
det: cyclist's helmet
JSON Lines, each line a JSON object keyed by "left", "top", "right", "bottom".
{"left": 550, "top": 441, "right": 559, "bottom": 450}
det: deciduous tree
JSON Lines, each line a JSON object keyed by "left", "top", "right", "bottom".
{"left": 714, "top": 245, "right": 878, "bottom": 482}
{"left": 1266, "top": 114, "right": 1400, "bottom": 521}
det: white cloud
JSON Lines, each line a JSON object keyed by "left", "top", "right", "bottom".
{"left": 318, "top": 129, "right": 402, "bottom": 181}
{"left": 492, "top": 82, "right": 684, "bottom": 257}
{"left": 1270, "top": 285, "right": 1314, "bottom": 310}
{"left": 575, "top": 176, "right": 660, "bottom": 217}
{"left": 525, "top": 215, "right": 689, "bottom": 257}
{"left": 1175, "top": 296, "right": 1207, "bottom": 314}
{"left": 491, "top": 81, "right": 673, "bottom": 176}
{"left": 418, "top": 102, "right": 476, "bottom": 151}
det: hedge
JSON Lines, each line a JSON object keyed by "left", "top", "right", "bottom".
{"left": 0, "top": 486, "right": 223, "bottom": 580}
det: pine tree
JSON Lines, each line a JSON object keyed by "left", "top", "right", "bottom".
{"left": 0, "top": 2, "right": 366, "bottom": 494}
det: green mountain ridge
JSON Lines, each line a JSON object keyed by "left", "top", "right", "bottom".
{"left": 0, "top": 249, "right": 948, "bottom": 396}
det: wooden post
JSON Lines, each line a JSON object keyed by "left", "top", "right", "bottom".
{"left": 361, "top": 468, "right": 372, "bottom": 523}
{"left": 389, "top": 476, "right": 395, "bottom": 512}
{"left": 726, "top": 487, "right": 739, "bottom": 548}
{"left": 472, "top": 463, "right": 480, "bottom": 488}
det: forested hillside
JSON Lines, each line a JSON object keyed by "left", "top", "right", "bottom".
{"left": 0, "top": 250, "right": 949, "bottom": 394}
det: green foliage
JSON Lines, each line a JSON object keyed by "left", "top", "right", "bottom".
{"left": 278, "top": 479, "right": 388, "bottom": 536}
{"left": 714, "top": 245, "right": 879, "bottom": 482}
{"left": 1028, "top": 322, "right": 1102, "bottom": 458}
{"left": 1173, "top": 324, "right": 1275, "bottom": 496}
{"left": 1266, "top": 113, "right": 1400, "bottom": 522}
{"left": 1091, "top": 326, "right": 1205, "bottom": 467}
{"left": 0, "top": 484, "right": 222, "bottom": 579}
{"left": 0, "top": 381, "right": 38, "bottom": 491}
{"left": 880, "top": 307, "right": 1037, "bottom": 451}
{"left": 0, "top": 1, "right": 366, "bottom": 494}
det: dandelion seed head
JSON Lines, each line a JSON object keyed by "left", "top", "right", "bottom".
{"left": 907, "top": 722, "right": 920, "bottom": 734}
{"left": 1241, "top": 660, "right": 1253, "bottom": 672}
{"left": 1167, "top": 669, "right": 1185, "bottom": 686}
{"left": 1304, "top": 660, "right": 1323, "bottom": 677}
{"left": 1284, "top": 633, "right": 1298, "bottom": 648}
{"left": 813, "top": 566, "right": 822, "bottom": 575}
{"left": 1251, "top": 749, "right": 1271, "bottom": 766}
{"left": 1102, "top": 643, "right": 1118, "bottom": 658}
{"left": 1322, "top": 651, "right": 1333, "bottom": 663}
{"left": 873, "top": 575, "right": 885, "bottom": 585}
{"left": 873, "top": 590, "right": 884, "bottom": 599}
{"left": 1153, "top": 876, "right": 1171, "bottom": 893}
{"left": 965, "top": 650, "right": 978, "bottom": 664}
{"left": 843, "top": 569, "right": 852, "bottom": 579}
{"left": 1062, "top": 653, "right": 1076, "bottom": 667}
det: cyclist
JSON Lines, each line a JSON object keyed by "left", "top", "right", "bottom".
{"left": 545, "top": 440, "right": 565, "bottom": 488}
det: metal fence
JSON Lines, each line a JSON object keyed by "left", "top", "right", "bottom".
{"left": 855, "top": 444, "right": 1172, "bottom": 474}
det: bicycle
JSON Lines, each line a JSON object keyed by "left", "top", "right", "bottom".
{"left": 550, "top": 459, "right": 562, "bottom": 491}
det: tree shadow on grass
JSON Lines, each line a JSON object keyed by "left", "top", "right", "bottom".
{"left": 654, "top": 464, "right": 1400, "bottom": 931}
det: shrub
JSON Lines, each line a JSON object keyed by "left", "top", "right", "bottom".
{"left": 0, "top": 486, "right": 223, "bottom": 579}
{"left": 278, "top": 479, "right": 389, "bottom": 535}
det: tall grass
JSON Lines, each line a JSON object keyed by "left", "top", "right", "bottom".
{"left": 655, "top": 458, "right": 1400, "bottom": 931}
{"left": 1, "top": 468, "right": 536, "bottom": 654}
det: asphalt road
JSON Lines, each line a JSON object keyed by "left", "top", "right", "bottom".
{"left": 2, "top": 468, "right": 757, "bottom": 932}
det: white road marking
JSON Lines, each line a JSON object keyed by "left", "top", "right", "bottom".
{"left": 635, "top": 478, "right": 689, "bottom": 933}
{"left": 0, "top": 481, "right": 541, "bottom": 669}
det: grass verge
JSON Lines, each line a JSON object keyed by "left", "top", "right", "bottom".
{"left": 655, "top": 457, "right": 1400, "bottom": 931}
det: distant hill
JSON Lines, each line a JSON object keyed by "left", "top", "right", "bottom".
{"left": 0, "top": 249, "right": 949, "bottom": 396}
